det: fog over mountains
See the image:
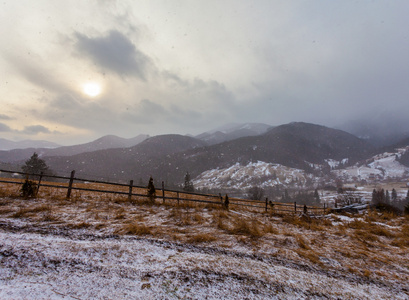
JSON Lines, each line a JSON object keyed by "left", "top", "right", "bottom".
{"left": 0, "top": 134, "right": 149, "bottom": 163}
{"left": 2, "top": 122, "right": 409, "bottom": 193}
{"left": 0, "top": 139, "right": 61, "bottom": 151}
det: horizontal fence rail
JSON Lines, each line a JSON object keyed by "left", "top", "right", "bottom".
{"left": 0, "top": 169, "right": 327, "bottom": 215}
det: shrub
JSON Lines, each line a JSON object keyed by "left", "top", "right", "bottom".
{"left": 20, "top": 179, "right": 37, "bottom": 198}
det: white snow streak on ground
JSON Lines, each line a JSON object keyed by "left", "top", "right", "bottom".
{"left": 0, "top": 230, "right": 406, "bottom": 299}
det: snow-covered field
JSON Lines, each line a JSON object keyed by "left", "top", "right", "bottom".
{"left": 1, "top": 190, "right": 409, "bottom": 299}
{"left": 1, "top": 226, "right": 407, "bottom": 300}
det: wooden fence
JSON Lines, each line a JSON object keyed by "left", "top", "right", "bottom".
{"left": 0, "top": 169, "right": 327, "bottom": 215}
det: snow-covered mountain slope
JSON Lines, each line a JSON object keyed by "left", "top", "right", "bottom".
{"left": 193, "top": 147, "right": 409, "bottom": 191}
{"left": 333, "top": 146, "right": 409, "bottom": 182}
{"left": 193, "top": 161, "right": 315, "bottom": 190}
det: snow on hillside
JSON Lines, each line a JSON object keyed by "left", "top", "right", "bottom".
{"left": 193, "top": 146, "right": 409, "bottom": 191}
{"left": 193, "top": 161, "right": 314, "bottom": 190}
{"left": 333, "top": 147, "right": 409, "bottom": 182}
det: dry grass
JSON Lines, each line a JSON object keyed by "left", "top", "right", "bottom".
{"left": 368, "top": 224, "right": 395, "bottom": 238}
{"left": 296, "top": 235, "right": 311, "bottom": 250}
{"left": 187, "top": 232, "right": 217, "bottom": 243}
{"left": 263, "top": 222, "right": 279, "bottom": 234}
{"left": 10, "top": 207, "right": 32, "bottom": 218}
{"left": 282, "top": 214, "right": 331, "bottom": 231}
{"left": 296, "top": 249, "right": 321, "bottom": 265}
{"left": 212, "top": 210, "right": 230, "bottom": 231}
{"left": 228, "top": 217, "right": 263, "bottom": 238}
{"left": 41, "top": 211, "right": 59, "bottom": 222}
{"left": 354, "top": 230, "right": 379, "bottom": 244}
{"left": 114, "top": 208, "right": 126, "bottom": 220}
{"left": 116, "top": 222, "right": 152, "bottom": 235}
{"left": 69, "top": 222, "right": 93, "bottom": 229}
{"left": 391, "top": 224, "right": 409, "bottom": 248}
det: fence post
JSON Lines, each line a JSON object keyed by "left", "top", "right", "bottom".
{"left": 265, "top": 197, "right": 268, "bottom": 212}
{"left": 177, "top": 191, "right": 180, "bottom": 206}
{"left": 294, "top": 201, "right": 297, "bottom": 213}
{"left": 66, "top": 170, "right": 75, "bottom": 199}
{"left": 36, "top": 172, "right": 43, "bottom": 197}
{"left": 162, "top": 181, "right": 165, "bottom": 203}
{"left": 128, "top": 180, "right": 133, "bottom": 201}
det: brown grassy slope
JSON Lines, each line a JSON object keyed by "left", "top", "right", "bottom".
{"left": 1, "top": 181, "right": 409, "bottom": 290}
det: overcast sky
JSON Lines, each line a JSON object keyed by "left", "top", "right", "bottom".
{"left": 1, "top": 1, "right": 409, "bottom": 145}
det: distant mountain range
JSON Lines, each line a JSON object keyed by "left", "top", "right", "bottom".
{"left": 195, "top": 123, "right": 272, "bottom": 145}
{"left": 0, "top": 134, "right": 148, "bottom": 163}
{"left": 28, "top": 122, "right": 376, "bottom": 183}
{"left": 44, "top": 134, "right": 206, "bottom": 182}
{"left": 2, "top": 122, "right": 409, "bottom": 192}
{"left": 0, "top": 138, "right": 61, "bottom": 151}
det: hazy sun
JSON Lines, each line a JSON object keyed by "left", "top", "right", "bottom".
{"left": 83, "top": 82, "right": 101, "bottom": 97}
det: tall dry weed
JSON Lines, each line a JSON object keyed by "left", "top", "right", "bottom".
{"left": 229, "top": 217, "right": 263, "bottom": 238}
{"left": 117, "top": 222, "right": 152, "bottom": 235}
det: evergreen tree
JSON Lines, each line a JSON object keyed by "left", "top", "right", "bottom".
{"left": 372, "top": 189, "right": 386, "bottom": 205}
{"left": 183, "top": 172, "right": 194, "bottom": 192}
{"left": 385, "top": 190, "right": 390, "bottom": 204}
{"left": 22, "top": 152, "right": 49, "bottom": 176}
{"left": 391, "top": 188, "right": 398, "bottom": 202}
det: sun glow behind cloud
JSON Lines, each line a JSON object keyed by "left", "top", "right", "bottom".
{"left": 82, "top": 82, "right": 102, "bottom": 97}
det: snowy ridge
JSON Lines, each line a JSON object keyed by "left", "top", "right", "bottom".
{"left": 193, "top": 146, "right": 409, "bottom": 191}
{"left": 193, "top": 161, "right": 314, "bottom": 189}
{"left": 333, "top": 146, "right": 409, "bottom": 182}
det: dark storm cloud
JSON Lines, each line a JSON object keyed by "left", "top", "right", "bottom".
{"left": 75, "top": 30, "right": 152, "bottom": 79}
{"left": 21, "top": 125, "right": 51, "bottom": 135}
{"left": 0, "top": 123, "right": 12, "bottom": 132}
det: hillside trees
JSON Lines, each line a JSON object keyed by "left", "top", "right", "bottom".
{"left": 372, "top": 189, "right": 385, "bottom": 205}
{"left": 247, "top": 186, "right": 264, "bottom": 200}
